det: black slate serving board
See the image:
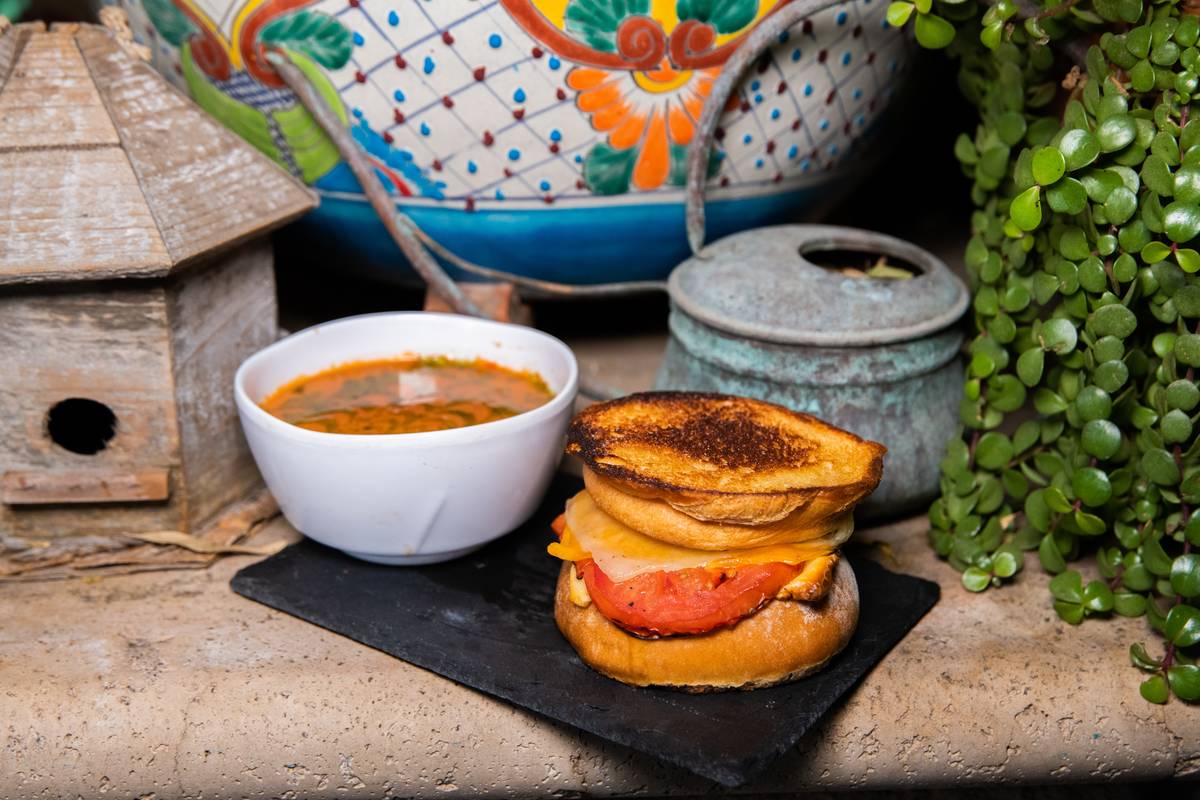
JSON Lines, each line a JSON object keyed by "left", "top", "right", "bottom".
{"left": 232, "top": 475, "right": 939, "bottom": 787}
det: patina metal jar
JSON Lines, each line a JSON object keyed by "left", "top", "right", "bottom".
{"left": 656, "top": 225, "right": 969, "bottom": 517}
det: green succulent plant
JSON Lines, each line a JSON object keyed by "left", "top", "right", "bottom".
{"left": 897, "top": 0, "right": 1200, "bottom": 704}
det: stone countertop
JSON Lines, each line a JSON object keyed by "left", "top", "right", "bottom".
{"left": 2, "top": 334, "right": 1198, "bottom": 798}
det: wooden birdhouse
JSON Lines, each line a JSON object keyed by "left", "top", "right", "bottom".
{"left": 0, "top": 22, "right": 317, "bottom": 539}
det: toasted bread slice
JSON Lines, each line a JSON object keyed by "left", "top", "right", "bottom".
{"left": 584, "top": 467, "right": 855, "bottom": 550}
{"left": 567, "top": 392, "right": 885, "bottom": 526}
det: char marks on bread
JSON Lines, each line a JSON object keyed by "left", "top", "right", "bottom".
{"left": 567, "top": 392, "right": 886, "bottom": 526}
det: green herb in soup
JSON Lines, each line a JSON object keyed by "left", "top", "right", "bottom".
{"left": 260, "top": 356, "right": 554, "bottom": 434}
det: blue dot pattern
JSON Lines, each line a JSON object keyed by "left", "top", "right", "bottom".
{"left": 324, "top": 0, "right": 904, "bottom": 201}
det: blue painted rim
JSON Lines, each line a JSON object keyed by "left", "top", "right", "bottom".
{"left": 294, "top": 186, "right": 834, "bottom": 284}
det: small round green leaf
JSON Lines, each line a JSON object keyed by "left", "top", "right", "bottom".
{"left": 1073, "top": 467, "right": 1113, "bottom": 507}
{"left": 1176, "top": 166, "right": 1200, "bottom": 203}
{"left": 1011, "top": 185, "right": 1043, "bottom": 231}
{"left": 1143, "top": 241, "right": 1173, "bottom": 263}
{"left": 1034, "top": 388, "right": 1068, "bottom": 415}
{"left": 1177, "top": 248, "right": 1200, "bottom": 273}
{"left": 1115, "top": 592, "right": 1147, "bottom": 617}
{"left": 1097, "top": 115, "right": 1138, "bottom": 153}
{"left": 992, "top": 550, "right": 1020, "bottom": 578}
{"left": 1164, "top": 201, "right": 1200, "bottom": 242}
{"left": 1171, "top": 553, "right": 1200, "bottom": 597}
{"left": 1044, "top": 486, "right": 1073, "bottom": 513}
{"left": 1039, "top": 318, "right": 1078, "bottom": 353}
{"left": 1060, "top": 227, "right": 1092, "bottom": 260}
{"left": 1032, "top": 146, "right": 1066, "bottom": 185}
{"left": 1059, "top": 129, "right": 1101, "bottom": 172}
{"left": 1105, "top": 187, "right": 1138, "bottom": 225}
{"left": 1091, "top": 303, "right": 1138, "bottom": 338}
{"left": 1075, "top": 385, "right": 1113, "bottom": 421}
{"left": 1140, "top": 674, "right": 1170, "bottom": 704}
{"left": 1144, "top": 534, "right": 1176, "bottom": 576}
{"left": 886, "top": 1, "right": 915, "bottom": 27}
{"left": 1017, "top": 347, "right": 1046, "bottom": 386}
{"left": 1046, "top": 178, "right": 1088, "bottom": 214}
{"left": 996, "top": 112, "right": 1027, "bottom": 147}
{"left": 1038, "top": 532, "right": 1067, "bottom": 573}
{"left": 1168, "top": 664, "right": 1200, "bottom": 701}
{"left": 1142, "top": 448, "right": 1182, "bottom": 485}
{"left": 1165, "top": 603, "right": 1200, "bottom": 647}
{"left": 1175, "top": 285, "right": 1200, "bottom": 317}
{"left": 914, "top": 12, "right": 955, "bottom": 48}
{"left": 1175, "top": 333, "right": 1200, "bottom": 366}
{"left": 1083, "top": 579, "right": 1115, "bottom": 611}
{"left": 1050, "top": 570, "right": 1084, "bottom": 603}
{"left": 1074, "top": 509, "right": 1108, "bottom": 535}
{"left": 962, "top": 566, "right": 991, "bottom": 592}
{"left": 1082, "top": 419, "right": 1122, "bottom": 459}
{"left": 1094, "top": 359, "right": 1130, "bottom": 392}
{"left": 975, "top": 432, "right": 1014, "bottom": 470}
{"left": 1161, "top": 408, "right": 1194, "bottom": 443}
{"left": 1166, "top": 379, "right": 1200, "bottom": 410}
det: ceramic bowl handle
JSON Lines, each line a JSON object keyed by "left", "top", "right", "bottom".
{"left": 685, "top": 0, "right": 846, "bottom": 256}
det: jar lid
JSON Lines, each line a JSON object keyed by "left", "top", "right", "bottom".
{"left": 667, "top": 225, "right": 969, "bottom": 347}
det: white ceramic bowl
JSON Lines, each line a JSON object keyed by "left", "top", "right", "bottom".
{"left": 234, "top": 312, "right": 578, "bottom": 564}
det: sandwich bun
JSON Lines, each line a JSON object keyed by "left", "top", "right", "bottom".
{"left": 555, "top": 558, "right": 859, "bottom": 692}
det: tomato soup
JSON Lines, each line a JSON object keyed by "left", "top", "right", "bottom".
{"left": 260, "top": 356, "right": 554, "bottom": 435}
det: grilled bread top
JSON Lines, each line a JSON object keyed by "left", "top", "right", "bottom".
{"left": 566, "top": 392, "right": 885, "bottom": 525}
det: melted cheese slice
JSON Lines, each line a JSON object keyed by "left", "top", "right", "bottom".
{"left": 549, "top": 490, "right": 853, "bottom": 582}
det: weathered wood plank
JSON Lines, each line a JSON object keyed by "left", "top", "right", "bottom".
{"left": 2, "top": 468, "right": 170, "bottom": 505}
{"left": 167, "top": 241, "right": 276, "bottom": 530}
{"left": 0, "top": 23, "right": 35, "bottom": 92}
{"left": 0, "top": 147, "right": 171, "bottom": 284}
{"left": 0, "top": 30, "right": 119, "bottom": 150}
{"left": 75, "top": 27, "right": 317, "bottom": 268}
{"left": 0, "top": 285, "right": 184, "bottom": 536}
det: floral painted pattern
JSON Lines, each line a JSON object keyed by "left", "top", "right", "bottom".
{"left": 568, "top": 60, "right": 719, "bottom": 194}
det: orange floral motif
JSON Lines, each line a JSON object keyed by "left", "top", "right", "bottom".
{"left": 567, "top": 61, "right": 720, "bottom": 194}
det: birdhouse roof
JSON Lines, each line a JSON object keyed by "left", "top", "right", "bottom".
{"left": 0, "top": 22, "right": 318, "bottom": 286}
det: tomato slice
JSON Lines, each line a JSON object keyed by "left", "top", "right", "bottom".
{"left": 550, "top": 513, "right": 800, "bottom": 637}
{"left": 576, "top": 558, "right": 800, "bottom": 637}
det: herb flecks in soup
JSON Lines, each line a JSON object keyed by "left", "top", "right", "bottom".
{"left": 260, "top": 357, "right": 554, "bottom": 435}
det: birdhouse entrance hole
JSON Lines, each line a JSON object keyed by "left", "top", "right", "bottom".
{"left": 46, "top": 398, "right": 118, "bottom": 455}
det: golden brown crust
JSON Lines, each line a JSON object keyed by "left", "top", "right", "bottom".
{"left": 555, "top": 559, "right": 859, "bottom": 691}
{"left": 584, "top": 467, "right": 860, "bottom": 550}
{"left": 567, "top": 392, "right": 885, "bottom": 524}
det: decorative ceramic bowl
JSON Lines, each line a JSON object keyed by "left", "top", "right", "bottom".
{"left": 234, "top": 312, "right": 578, "bottom": 564}
{"left": 105, "top": 0, "right": 912, "bottom": 281}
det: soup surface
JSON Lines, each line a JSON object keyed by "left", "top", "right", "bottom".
{"left": 260, "top": 356, "right": 554, "bottom": 435}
